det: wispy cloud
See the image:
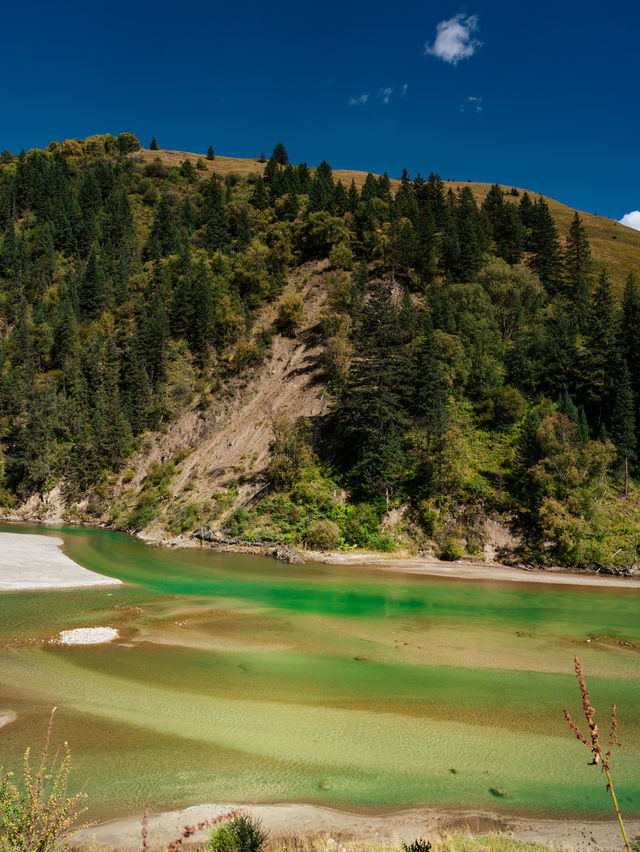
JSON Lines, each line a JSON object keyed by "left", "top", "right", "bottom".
{"left": 349, "top": 93, "right": 370, "bottom": 106}
{"left": 380, "top": 87, "right": 393, "bottom": 104}
{"left": 425, "top": 13, "right": 482, "bottom": 65}
{"left": 619, "top": 211, "right": 640, "bottom": 231}
{"left": 460, "top": 95, "right": 483, "bottom": 113}
{"left": 401, "top": 83, "right": 408, "bottom": 98}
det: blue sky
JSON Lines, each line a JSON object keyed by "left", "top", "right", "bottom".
{"left": 2, "top": 0, "right": 639, "bottom": 223}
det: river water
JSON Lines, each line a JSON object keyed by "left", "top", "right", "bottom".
{"left": 0, "top": 523, "right": 639, "bottom": 822}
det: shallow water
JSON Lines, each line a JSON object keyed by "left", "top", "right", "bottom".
{"left": 0, "top": 523, "right": 639, "bottom": 822}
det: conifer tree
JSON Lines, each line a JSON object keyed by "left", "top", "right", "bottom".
{"left": 620, "top": 272, "right": 640, "bottom": 455}
{"left": 580, "top": 269, "right": 618, "bottom": 427}
{"left": 250, "top": 178, "right": 269, "bottom": 210}
{"left": 204, "top": 177, "right": 230, "bottom": 253}
{"left": 150, "top": 137, "right": 159, "bottom": 150}
{"left": 272, "top": 142, "right": 289, "bottom": 165}
{"left": 207, "top": 145, "right": 215, "bottom": 160}
{"left": 335, "top": 280, "right": 412, "bottom": 502}
{"left": 235, "top": 206, "right": 252, "bottom": 250}
{"left": 611, "top": 361, "right": 636, "bottom": 496}
{"left": 147, "top": 193, "right": 180, "bottom": 259}
{"left": 564, "top": 211, "right": 593, "bottom": 327}
{"left": 79, "top": 248, "right": 105, "bottom": 318}
{"left": 526, "top": 198, "right": 563, "bottom": 292}
{"left": 347, "top": 179, "right": 360, "bottom": 213}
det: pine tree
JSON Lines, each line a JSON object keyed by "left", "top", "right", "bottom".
{"left": 147, "top": 193, "right": 180, "bottom": 259}
{"left": 611, "top": 361, "right": 636, "bottom": 496}
{"left": 235, "top": 206, "right": 252, "bottom": 250}
{"left": 621, "top": 272, "right": 640, "bottom": 456}
{"left": 335, "top": 280, "right": 412, "bottom": 502}
{"left": 564, "top": 211, "right": 593, "bottom": 327}
{"left": 206, "top": 145, "right": 215, "bottom": 160}
{"left": 271, "top": 142, "right": 289, "bottom": 165}
{"left": 526, "top": 198, "right": 562, "bottom": 291}
{"left": 204, "top": 177, "right": 230, "bottom": 253}
{"left": 250, "top": 178, "right": 269, "bottom": 210}
{"left": 150, "top": 137, "right": 159, "bottom": 150}
{"left": 580, "top": 269, "right": 618, "bottom": 428}
{"left": 79, "top": 248, "right": 105, "bottom": 318}
{"left": 411, "top": 310, "right": 448, "bottom": 440}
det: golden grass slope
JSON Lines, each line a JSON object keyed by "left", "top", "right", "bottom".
{"left": 135, "top": 148, "right": 640, "bottom": 293}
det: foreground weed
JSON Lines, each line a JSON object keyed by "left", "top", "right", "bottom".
{"left": 141, "top": 804, "right": 243, "bottom": 852}
{"left": 0, "top": 708, "right": 87, "bottom": 852}
{"left": 563, "top": 655, "right": 631, "bottom": 852}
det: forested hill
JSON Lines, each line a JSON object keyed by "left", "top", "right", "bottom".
{"left": 1, "top": 132, "right": 640, "bottom": 573}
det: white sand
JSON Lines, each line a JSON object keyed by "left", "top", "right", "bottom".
{"left": 73, "top": 802, "right": 640, "bottom": 852}
{"left": 0, "top": 532, "right": 122, "bottom": 591}
{"left": 59, "top": 627, "right": 119, "bottom": 644}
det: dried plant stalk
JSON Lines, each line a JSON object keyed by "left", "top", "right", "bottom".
{"left": 564, "top": 656, "right": 630, "bottom": 852}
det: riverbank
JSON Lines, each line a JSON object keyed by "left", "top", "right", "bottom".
{"left": 2, "top": 521, "right": 640, "bottom": 591}
{"left": 0, "top": 532, "right": 122, "bottom": 591}
{"left": 74, "top": 801, "right": 640, "bottom": 851}
{"left": 179, "top": 529, "right": 640, "bottom": 588}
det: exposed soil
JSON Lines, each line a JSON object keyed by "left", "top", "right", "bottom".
{"left": 73, "top": 801, "right": 640, "bottom": 852}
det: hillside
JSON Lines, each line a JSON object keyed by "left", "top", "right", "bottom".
{"left": 1, "top": 132, "right": 640, "bottom": 573}
{"left": 135, "top": 147, "right": 640, "bottom": 293}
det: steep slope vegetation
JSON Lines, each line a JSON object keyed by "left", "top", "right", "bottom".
{"left": 1, "top": 134, "right": 640, "bottom": 572}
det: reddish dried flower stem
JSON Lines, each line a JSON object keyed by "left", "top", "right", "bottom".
{"left": 564, "top": 656, "right": 631, "bottom": 852}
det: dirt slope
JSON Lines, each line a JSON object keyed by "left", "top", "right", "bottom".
{"left": 119, "top": 260, "right": 331, "bottom": 540}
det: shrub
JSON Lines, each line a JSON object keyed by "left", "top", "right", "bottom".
{"left": 440, "top": 538, "right": 464, "bottom": 561}
{"left": 403, "top": 841, "right": 432, "bottom": 852}
{"left": 342, "top": 503, "right": 381, "bottom": 548}
{"left": 479, "top": 386, "right": 526, "bottom": 425}
{"left": 208, "top": 814, "right": 268, "bottom": 852}
{"left": 306, "top": 519, "right": 341, "bottom": 551}
{"left": 144, "top": 158, "right": 168, "bottom": 179}
{"left": 0, "top": 708, "right": 86, "bottom": 852}
{"left": 228, "top": 507, "right": 250, "bottom": 538}
{"left": 329, "top": 242, "right": 353, "bottom": 270}
{"left": 276, "top": 291, "right": 304, "bottom": 335}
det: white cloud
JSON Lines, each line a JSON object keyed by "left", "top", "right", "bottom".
{"left": 460, "top": 95, "right": 483, "bottom": 113}
{"left": 619, "top": 211, "right": 640, "bottom": 231}
{"left": 425, "top": 13, "right": 482, "bottom": 65}
{"left": 349, "top": 93, "right": 370, "bottom": 106}
{"left": 380, "top": 87, "right": 393, "bottom": 104}
{"left": 401, "top": 83, "right": 408, "bottom": 98}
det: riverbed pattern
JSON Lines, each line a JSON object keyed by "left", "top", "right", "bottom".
{"left": 0, "top": 524, "right": 639, "bottom": 822}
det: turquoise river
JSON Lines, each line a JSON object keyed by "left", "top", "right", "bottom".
{"left": 0, "top": 523, "right": 639, "bottom": 823}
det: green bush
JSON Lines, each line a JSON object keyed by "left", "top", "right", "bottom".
{"left": 403, "top": 841, "right": 432, "bottom": 852}
{"left": 440, "top": 538, "right": 464, "bottom": 561}
{"left": 228, "top": 507, "right": 250, "bottom": 538}
{"left": 209, "top": 814, "right": 268, "bottom": 852}
{"left": 276, "top": 291, "right": 305, "bottom": 335}
{"left": 306, "top": 519, "right": 341, "bottom": 551}
{"left": 342, "top": 503, "right": 381, "bottom": 548}
{"left": 479, "top": 386, "right": 526, "bottom": 425}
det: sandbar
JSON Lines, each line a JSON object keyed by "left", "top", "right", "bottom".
{"left": 317, "top": 552, "right": 640, "bottom": 588}
{"left": 0, "top": 532, "right": 122, "bottom": 591}
{"left": 59, "top": 627, "right": 119, "bottom": 644}
{"left": 74, "top": 802, "right": 640, "bottom": 852}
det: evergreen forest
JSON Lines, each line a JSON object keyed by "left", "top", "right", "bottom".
{"left": 1, "top": 133, "right": 640, "bottom": 572}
